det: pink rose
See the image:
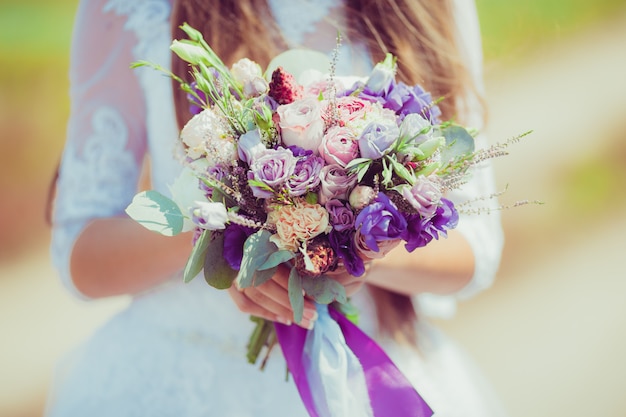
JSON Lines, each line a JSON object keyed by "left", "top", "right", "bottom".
{"left": 276, "top": 97, "right": 324, "bottom": 153}
{"left": 354, "top": 231, "right": 400, "bottom": 260}
{"left": 318, "top": 126, "right": 359, "bottom": 167}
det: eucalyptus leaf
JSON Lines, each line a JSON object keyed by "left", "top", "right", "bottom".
{"left": 204, "top": 233, "right": 237, "bottom": 289}
{"left": 258, "top": 250, "right": 295, "bottom": 271}
{"left": 252, "top": 266, "right": 277, "bottom": 288}
{"left": 237, "top": 230, "right": 278, "bottom": 288}
{"left": 125, "top": 190, "right": 184, "bottom": 236}
{"left": 288, "top": 267, "right": 304, "bottom": 324}
{"left": 183, "top": 229, "right": 211, "bottom": 283}
{"left": 301, "top": 275, "right": 347, "bottom": 305}
{"left": 440, "top": 125, "right": 475, "bottom": 163}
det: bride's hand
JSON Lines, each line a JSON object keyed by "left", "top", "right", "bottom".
{"left": 228, "top": 265, "right": 319, "bottom": 329}
{"left": 324, "top": 261, "right": 371, "bottom": 297}
{"left": 228, "top": 262, "right": 370, "bottom": 329}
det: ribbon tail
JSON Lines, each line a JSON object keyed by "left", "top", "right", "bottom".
{"left": 275, "top": 308, "right": 433, "bottom": 417}
{"left": 274, "top": 322, "right": 319, "bottom": 417}
{"left": 329, "top": 308, "right": 433, "bottom": 417}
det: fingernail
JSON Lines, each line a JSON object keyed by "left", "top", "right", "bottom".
{"left": 300, "top": 319, "right": 315, "bottom": 330}
{"left": 276, "top": 316, "right": 292, "bottom": 326}
{"left": 303, "top": 308, "right": 318, "bottom": 321}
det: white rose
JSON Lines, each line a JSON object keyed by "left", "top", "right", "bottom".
{"left": 276, "top": 96, "right": 325, "bottom": 153}
{"left": 231, "top": 58, "right": 268, "bottom": 98}
{"left": 179, "top": 108, "right": 236, "bottom": 166}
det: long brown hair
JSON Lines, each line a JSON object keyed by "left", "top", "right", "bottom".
{"left": 171, "top": 0, "right": 477, "bottom": 343}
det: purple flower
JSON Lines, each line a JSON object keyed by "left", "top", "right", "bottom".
{"left": 237, "top": 129, "right": 266, "bottom": 165}
{"left": 187, "top": 82, "right": 209, "bottom": 116}
{"left": 318, "top": 164, "right": 358, "bottom": 204}
{"left": 358, "top": 120, "right": 400, "bottom": 160}
{"left": 286, "top": 152, "right": 324, "bottom": 196}
{"left": 325, "top": 199, "right": 355, "bottom": 232}
{"left": 354, "top": 192, "right": 407, "bottom": 252}
{"left": 402, "top": 198, "right": 459, "bottom": 252}
{"left": 384, "top": 82, "right": 442, "bottom": 123}
{"left": 328, "top": 229, "right": 366, "bottom": 277}
{"left": 427, "top": 198, "right": 459, "bottom": 237}
{"left": 223, "top": 224, "right": 256, "bottom": 270}
{"left": 248, "top": 147, "right": 298, "bottom": 198}
{"left": 201, "top": 165, "right": 229, "bottom": 198}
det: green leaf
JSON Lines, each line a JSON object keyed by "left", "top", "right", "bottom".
{"left": 252, "top": 266, "right": 277, "bottom": 288}
{"left": 183, "top": 229, "right": 211, "bottom": 283}
{"left": 332, "top": 299, "right": 360, "bottom": 325}
{"left": 125, "top": 190, "right": 184, "bottom": 236}
{"left": 236, "top": 230, "right": 278, "bottom": 288}
{"left": 288, "top": 267, "right": 304, "bottom": 324}
{"left": 247, "top": 179, "right": 274, "bottom": 194}
{"left": 301, "top": 275, "right": 347, "bottom": 305}
{"left": 204, "top": 233, "right": 237, "bottom": 289}
{"left": 345, "top": 157, "right": 371, "bottom": 171}
{"left": 258, "top": 250, "right": 295, "bottom": 271}
{"left": 416, "top": 136, "right": 445, "bottom": 160}
{"left": 440, "top": 125, "right": 475, "bottom": 163}
{"left": 381, "top": 158, "right": 394, "bottom": 187}
{"left": 386, "top": 155, "right": 416, "bottom": 185}
{"left": 304, "top": 192, "right": 318, "bottom": 205}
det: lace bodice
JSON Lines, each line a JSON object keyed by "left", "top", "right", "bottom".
{"left": 51, "top": 0, "right": 503, "bottom": 316}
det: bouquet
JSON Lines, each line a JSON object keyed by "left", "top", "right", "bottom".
{"left": 126, "top": 23, "right": 531, "bottom": 417}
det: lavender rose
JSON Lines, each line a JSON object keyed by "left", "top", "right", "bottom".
{"left": 276, "top": 96, "right": 325, "bottom": 153}
{"left": 354, "top": 192, "right": 407, "bottom": 253}
{"left": 397, "top": 175, "right": 443, "bottom": 219}
{"left": 318, "top": 164, "right": 358, "bottom": 204}
{"left": 237, "top": 129, "right": 266, "bottom": 165}
{"left": 358, "top": 120, "right": 400, "bottom": 160}
{"left": 325, "top": 199, "right": 355, "bottom": 232}
{"left": 248, "top": 147, "right": 297, "bottom": 198}
{"left": 286, "top": 152, "right": 324, "bottom": 196}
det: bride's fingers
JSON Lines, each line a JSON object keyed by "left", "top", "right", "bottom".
{"left": 229, "top": 282, "right": 317, "bottom": 329}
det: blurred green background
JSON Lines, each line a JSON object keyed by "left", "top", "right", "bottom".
{"left": 1, "top": 0, "right": 626, "bottom": 416}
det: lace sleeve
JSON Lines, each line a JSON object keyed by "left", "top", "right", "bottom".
{"left": 50, "top": 0, "right": 148, "bottom": 298}
{"left": 415, "top": 0, "right": 505, "bottom": 317}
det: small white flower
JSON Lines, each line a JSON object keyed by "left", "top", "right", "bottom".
{"left": 179, "top": 108, "right": 236, "bottom": 166}
{"left": 190, "top": 201, "right": 228, "bottom": 230}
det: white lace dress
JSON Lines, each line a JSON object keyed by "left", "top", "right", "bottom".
{"left": 47, "top": 0, "right": 506, "bottom": 415}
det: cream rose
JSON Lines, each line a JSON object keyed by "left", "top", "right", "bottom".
{"left": 276, "top": 96, "right": 325, "bottom": 153}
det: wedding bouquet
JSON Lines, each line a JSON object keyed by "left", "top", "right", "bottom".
{"left": 126, "top": 23, "right": 529, "bottom": 417}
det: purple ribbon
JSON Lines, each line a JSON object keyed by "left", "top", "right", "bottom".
{"left": 274, "top": 308, "right": 433, "bottom": 417}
